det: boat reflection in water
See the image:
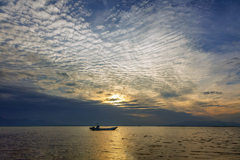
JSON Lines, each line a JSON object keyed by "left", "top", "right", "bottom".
{"left": 2, "top": 127, "right": 240, "bottom": 159}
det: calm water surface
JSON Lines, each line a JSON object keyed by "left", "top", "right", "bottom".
{"left": 0, "top": 127, "right": 240, "bottom": 159}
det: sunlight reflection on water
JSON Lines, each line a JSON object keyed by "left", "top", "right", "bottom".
{"left": 0, "top": 127, "right": 240, "bottom": 159}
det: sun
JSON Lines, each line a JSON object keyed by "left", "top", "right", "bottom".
{"left": 104, "top": 94, "right": 125, "bottom": 105}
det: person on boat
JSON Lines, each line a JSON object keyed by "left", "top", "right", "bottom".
{"left": 96, "top": 123, "right": 99, "bottom": 129}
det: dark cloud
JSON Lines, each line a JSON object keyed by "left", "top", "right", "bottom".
{"left": 96, "top": 91, "right": 104, "bottom": 94}
{"left": 65, "top": 82, "right": 76, "bottom": 86}
{"left": 161, "top": 91, "right": 179, "bottom": 98}
{"left": 129, "top": 99, "right": 138, "bottom": 102}
{"left": 224, "top": 57, "right": 240, "bottom": 65}
{"left": 64, "top": 90, "right": 75, "bottom": 93}
{"left": 56, "top": 72, "right": 69, "bottom": 78}
{"left": 0, "top": 85, "right": 212, "bottom": 125}
{"left": 194, "top": 101, "right": 227, "bottom": 108}
{"left": 105, "top": 98, "right": 120, "bottom": 101}
{"left": 18, "top": 72, "right": 35, "bottom": 77}
{"left": 207, "top": 105, "right": 227, "bottom": 107}
{"left": 195, "top": 101, "right": 208, "bottom": 106}
{"left": 203, "top": 91, "right": 222, "bottom": 95}
{"left": 121, "top": 103, "right": 141, "bottom": 107}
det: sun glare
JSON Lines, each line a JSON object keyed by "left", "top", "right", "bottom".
{"left": 104, "top": 94, "right": 125, "bottom": 105}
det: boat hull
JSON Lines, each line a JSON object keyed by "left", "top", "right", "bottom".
{"left": 89, "top": 127, "right": 117, "bottom": 131}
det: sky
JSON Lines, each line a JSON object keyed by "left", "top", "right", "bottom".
{"left": 0, "top": 0, "right": 240, "bottom": 125}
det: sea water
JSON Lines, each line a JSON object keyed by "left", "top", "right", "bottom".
{"left": 0, "top": 126, "right": 240, "bottom": 159}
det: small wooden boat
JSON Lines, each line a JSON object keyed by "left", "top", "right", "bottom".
{"left": 89, "top": 126, "right": 117, "bottom": 131}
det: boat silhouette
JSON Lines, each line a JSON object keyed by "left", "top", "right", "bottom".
{"left": 89, "top": 124, "right": 117, "bottom": 131}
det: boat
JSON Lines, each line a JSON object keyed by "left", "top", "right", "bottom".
{"left": 89, "top": 126, "right": 117, "bottom": 131}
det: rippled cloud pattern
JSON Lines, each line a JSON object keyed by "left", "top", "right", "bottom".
{"left": 1, "top": 0, "right": 240, "bottom": 121}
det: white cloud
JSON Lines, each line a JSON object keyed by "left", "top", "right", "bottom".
{"left": 36, "top": 11, "right": 51, "bottom": 20}
{"left": 46, "top": 4, "right": 61, "bottom": 14}
{"left": 96, "top": 25, "right": 105, "bottom": 30}
{"left": 1, "top": 0, "right": 240, "bottom": 118}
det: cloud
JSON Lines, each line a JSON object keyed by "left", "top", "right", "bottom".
{"left": 203, "top": 91, "right": 223, "bottom": 95}
{"left": 65, "top": 82, "right": 76, "bottom": 86}
{"left": 56, "top": 72, "right": 69, "bottom": 77}
{"left": 0, "top": 0, "right": 240, "bottom": 120}
{"left": 64, "top": 90, "right": 75, "bottom": 94}
{"left": 96, "top": 25, "right": 105, "bottom": 30}
{"left": 96, "top": 91, "right": 104, "bottom": 94}
{"left": 0, "top": 84, "right": 212, "bottom": 125}
{"left": 161, "top": 91, "right": 179, "bottom": 98}
{"left": 194, "top": 101, "right": 227, "bottom": 108}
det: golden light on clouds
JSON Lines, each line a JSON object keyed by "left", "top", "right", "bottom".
{"left": 104, "top": 94, "right": 125, "bottom": 105}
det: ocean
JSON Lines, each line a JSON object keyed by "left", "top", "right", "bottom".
{"left": 0, "top": 126, "right": 240, "bottom": 159}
